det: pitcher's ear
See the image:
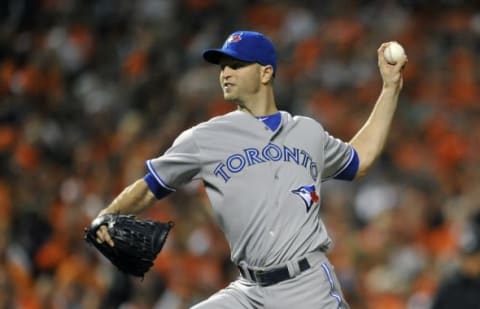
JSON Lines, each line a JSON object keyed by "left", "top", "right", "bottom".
{"left": 261, "top": 65, "right": 274, "bottom": 84}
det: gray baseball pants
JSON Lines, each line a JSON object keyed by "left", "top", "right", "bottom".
{"left": 191, "top": 250, "right": 349, "bottom": 309}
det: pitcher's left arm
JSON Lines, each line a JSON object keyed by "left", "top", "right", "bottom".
{"left": 349, "top": 42, "right": 407, "bottom": 178}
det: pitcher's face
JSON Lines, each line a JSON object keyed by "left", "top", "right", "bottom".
{"left": 218, "top": 56, "right": 261, "bottom": 102}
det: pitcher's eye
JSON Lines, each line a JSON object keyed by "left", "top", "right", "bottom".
{"left": 230, "top": 62, "right": 244, "bottom": 69}
{"left": 220, "top": 62, "right": 250, "bottom": 70}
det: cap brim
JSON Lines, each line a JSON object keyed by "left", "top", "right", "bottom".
{"left": 202, "top": 48, "right": 254, "bottom": 64}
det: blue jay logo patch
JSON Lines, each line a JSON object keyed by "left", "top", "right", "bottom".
{"left": 291, "top": 184, "right": 319, "bottom": 212}
{"left": 225, "top": 33, "right": 242, "bottom": 46}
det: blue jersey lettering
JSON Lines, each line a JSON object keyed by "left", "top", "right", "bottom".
{"left": 214, "top": 144, "right": 317, "bottom": 182}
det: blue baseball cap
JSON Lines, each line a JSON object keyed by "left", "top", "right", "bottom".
{"left": 203, "top": 31, "right": 277, "bottom": 74}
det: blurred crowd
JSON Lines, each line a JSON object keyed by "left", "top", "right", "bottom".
{"left": 0, "top": 0, "right": 479, "bottom": 308}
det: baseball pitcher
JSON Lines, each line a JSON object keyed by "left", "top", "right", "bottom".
{"left": 93, "top": 30, "right": 407, "bottom": 308}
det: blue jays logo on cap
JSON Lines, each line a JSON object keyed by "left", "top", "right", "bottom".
{"left": 225, "top": 33, "right": 242, "bottom": 45}
{"left": 202, "top": 30, "right": 277, "bottom": 74}
{"left": 291, "top": 184, "right": 319, "bottom": 212}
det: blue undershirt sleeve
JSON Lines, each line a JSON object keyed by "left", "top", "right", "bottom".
{"left": 143, "top": 172, "right": 174, "bottom": 199}
{"left": 333, "top": 148, "right": 359, "bottom": 181}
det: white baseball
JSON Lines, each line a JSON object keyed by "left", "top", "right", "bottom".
{"left": 383, "top": 41, "right": 405, "bottom": 65}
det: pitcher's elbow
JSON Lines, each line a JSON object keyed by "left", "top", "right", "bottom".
{"left": 354, "top": 152, "right": 379, "bottom": 179}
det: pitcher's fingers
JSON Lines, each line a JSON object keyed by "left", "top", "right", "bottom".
{"left": 395, "top": 53, "right": 408, "bottom": 70}
{"left": 377, "top": 42, "right": 390, "bottom": 65}
{"left": 96, "top": 225, "right": 115, "bottom": 247}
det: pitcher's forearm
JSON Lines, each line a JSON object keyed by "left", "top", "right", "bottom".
{"left": 98, "top": 178, "right": 156, "bottom": 216}
{"left": 349, "top": 87, "right": 400, "bottom": 176}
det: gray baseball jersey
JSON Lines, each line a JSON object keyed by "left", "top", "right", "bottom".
{"left": 146, "top": 110, "right": 355, "bottom": 268}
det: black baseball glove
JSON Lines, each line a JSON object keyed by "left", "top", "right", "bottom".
{"left": 84, "top": 214, "right": 174, "bottom": 277}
